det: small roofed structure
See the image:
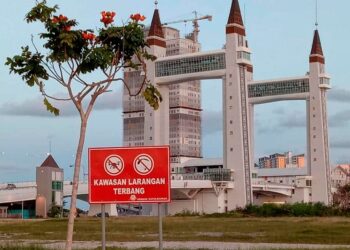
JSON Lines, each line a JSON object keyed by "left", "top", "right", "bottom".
{"left": 36, "top": 154, "right": 63, "bottom": 218}
{"left": 40, "top": 154, "right": 60, "bottom": 168}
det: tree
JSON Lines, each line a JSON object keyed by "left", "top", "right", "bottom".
{"left": 333, "top": 183, "right": 350, "bottom": 211}
{"left": 5, "top": 2, "right": 161, "bottom": 249}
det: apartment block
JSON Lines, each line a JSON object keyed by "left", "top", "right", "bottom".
{"left": 123, "top": 26, "right": 202, "bottom": 165}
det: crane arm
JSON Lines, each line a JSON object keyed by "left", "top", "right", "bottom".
{"left": 162, "top": 15, "right": 212, "bottom": 26}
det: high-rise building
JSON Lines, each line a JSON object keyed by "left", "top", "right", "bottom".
{"left": 258, "top": 152, "right": 305, "bottom": 169}
{"left": 123, "top": 23, "right": 202, "bottom": 167}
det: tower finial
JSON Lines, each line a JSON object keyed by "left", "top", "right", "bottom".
{"left": 227, "top": 0, "right": 244, "bottom": 26}
{"left": 310, "top": 29, "right": 324, "bottom": 64}
{"left": 315, "top": 0, "right": 319, "bottom": 28}
{"left": 155, "top": 0, "right": 158, "bottom": 9}
{"left": 226, "top": 0, "right": 246, "bottom": 36}
{"left": 147, "top": 6, "right": 166, "bottom": 47}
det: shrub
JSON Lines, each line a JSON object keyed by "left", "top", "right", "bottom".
{"left": 173, "top": 209, "right": 201, "bottom": 217}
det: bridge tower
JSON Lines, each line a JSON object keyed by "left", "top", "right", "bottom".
{"left": 224, "top": 0, "right": 254, "bottom": 208}
{"left": 307, "top": 29, "right": 332, "bottom": 204}
{"left": 144, "top": 7, "right": 169, "bottom": 146}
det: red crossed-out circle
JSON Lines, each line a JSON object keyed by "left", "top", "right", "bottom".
{"left": 133, "top": 154, "right": 154, "bottom": 175}
{"left": 104, "top": 155, "right": 124, "bottom": 176}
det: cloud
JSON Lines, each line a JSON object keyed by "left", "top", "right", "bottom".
{"left": 272, "top": 107, "right": 286, "bottom": 115}
{"left": 329, "top": 110, "right": 350, "bottom": 127}
{"left": 278, "top": 114, "right": 306, "bottom": 128}
{"left": 330, "top": 139, "right": 350, "bottom": 149}
{"left": 0, "top": 163, "right": 25, "bottom": 172}
{"left": 274, "top": 109, "right": 350, "bottom": 129}
{"left": 202, "top": 111, "right": 222, "bottom": 135}
{"left": 328, "top": 88, "right": 350, "bottom": 103}
{"left": 257, "top": 125, "right": 281, "bottom": 134}
{"left": 0, "top": 91, "right": 122, "bottom": 117}
{"left": 94, "top": 91, "right": 122, "bottom": 111}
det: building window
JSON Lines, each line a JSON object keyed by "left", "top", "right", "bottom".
{"left": 52, "top": 181, "right": 63, "bottom": 191}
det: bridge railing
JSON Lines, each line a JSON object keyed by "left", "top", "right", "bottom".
{"left": 155, "top": 50, "right": 226, "bottom": 78}
{"left": 248, "top": 77, "right": 309, "bottom": 99}
{"left": 172, "top": 169, "right": 233, "bottom": 182}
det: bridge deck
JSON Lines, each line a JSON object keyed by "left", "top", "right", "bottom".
{"left": 0, "top": 180, "right": 294, "bottom": 204}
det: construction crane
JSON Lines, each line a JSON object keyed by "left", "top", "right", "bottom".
{"left": 162, "top": 11, "right": 212, "bottom": 43}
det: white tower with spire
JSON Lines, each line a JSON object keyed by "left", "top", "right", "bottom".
{"left": 224, "top": 0, "right": 254, "bottom": 208}
{"left": 308, "top": 28, "right": 332, "bottom": 204}
{"left": 144, "top": 7, "right": 169, "bottom": 146}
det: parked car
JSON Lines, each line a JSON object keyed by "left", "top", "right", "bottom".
{"left": 5, "top": 183, "right": 16, "bottom": 190}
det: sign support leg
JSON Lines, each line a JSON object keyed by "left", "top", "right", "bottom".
{"left": 101, "top": 204, "right": 106, "bottom": 250}
{"left": 158, "top": 203, "right": 163, "bottom": 250}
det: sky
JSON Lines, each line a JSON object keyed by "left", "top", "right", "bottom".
{"left": 0, "top": 0, "right": 350, "bottom": 183}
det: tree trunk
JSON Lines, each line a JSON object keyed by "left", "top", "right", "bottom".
{"left": 65, "top": 117, "right": 88, "bottom": 250}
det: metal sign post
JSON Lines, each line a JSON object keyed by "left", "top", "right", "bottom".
{"left": 158, "top": 203, "right": 163, "bottom": 250}
{"left": 101, "top": 204, "right": 106, "bottom": 250}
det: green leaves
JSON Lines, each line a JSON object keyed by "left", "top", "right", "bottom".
{"left": 6, "top": 46, "right": 48, "bottom": 87}
{"left": 143, "top": 84, "right": 163, "bottom": 110}
{"left": 43, "top": 98, "right": 59, "bottom": 116}
{"left": 41, "top": 26, "right": 83, "bottom": 62}
{"left": 78, "top": 47, "right": 114, "bottom": 73}
{"left": 98, "top": 23, "right": 147, "bottom": 62}
{"left": 25, "top": 0, "right": 58, "bottom": 24}
{"left": 6, "top": 0, "right": 161, "bottom": 118}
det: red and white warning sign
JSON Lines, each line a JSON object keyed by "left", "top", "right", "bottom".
{"left": 88, "top": 146, "right": 170, "bottom": 204}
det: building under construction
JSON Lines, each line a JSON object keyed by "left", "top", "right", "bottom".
{"left": 123, "top": 14, "right": 211, "bottom": 169}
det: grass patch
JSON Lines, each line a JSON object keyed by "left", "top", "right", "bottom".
{"left": 1, "top": 217, "right": 350, "bottom": 245}
{"left": 0, "top": 246, "right": 46, "bottom": 250}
